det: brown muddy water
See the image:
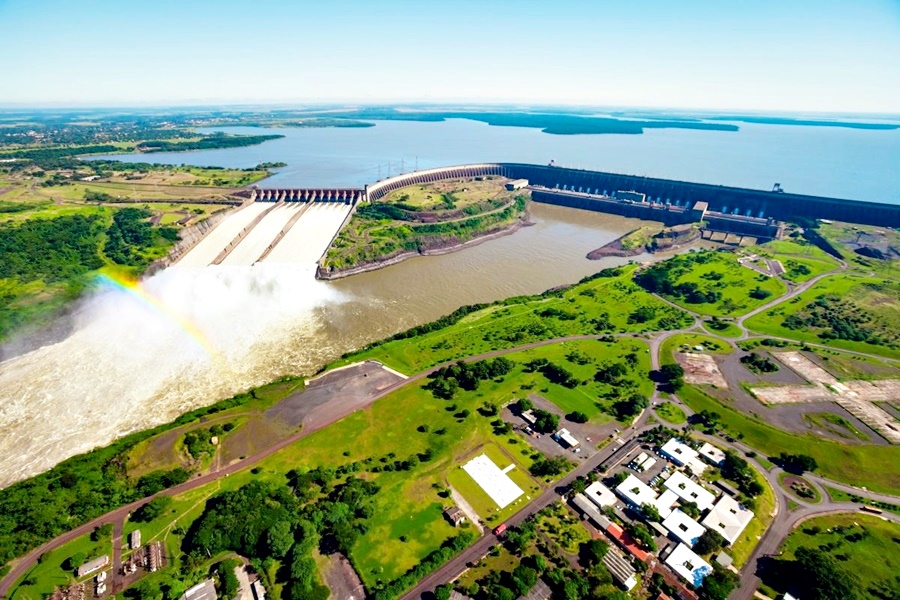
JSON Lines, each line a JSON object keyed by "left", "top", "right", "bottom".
{"left": 0, "top": 203, "right": 650, "bottom": 487}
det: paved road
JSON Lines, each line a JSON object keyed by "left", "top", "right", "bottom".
{"left": 3, "top": 257, "right": 897, "bottom": 598}
{"left": 0, "top": 333, "right": 652, "bottom": 598}
{"left": 400, "top": 432, "right": 649, "bottom": 600}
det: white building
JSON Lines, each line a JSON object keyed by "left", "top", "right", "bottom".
{"left": 584, "top": 481, "right": 616, "bottom": 508}
{"left": 632, "top": 452, "right": 649, "bottom": 467}
{"left": 521, "top": 410, "right": 537, "bottom": 425}
{"left": 638, "top": 457, "right": 657, "bottom": 472}
{"left": 663, "top": 471, "right": 716, "bottom": 512}
{"left": 699, "top": 442, "right": 726, "bottom": 466}
{"left": 654, "top": 490, "right": 679, "bottom": 518}
{"left": 662, "top": 509, "right": 706, "bottom": 547}
{"left": 660, "top": 439, "right": 707, "bottom": 474}
{"left": 615, "top": 474, "right": 658, "bottom": 508}
{"left": 665, "top": 543, "right": 712, "bottom": 587}
{"left": 556, "top": 428, "right": 579, "bottom": 448}
{"left": 615, "top": 474, "right": 677, "bottom": 519}
{"left": 702, "top": 495, "right": 754, "bottom": 544}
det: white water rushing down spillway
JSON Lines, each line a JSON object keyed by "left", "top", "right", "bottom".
{"left": 0, "top": 201, "right": 355, "bottom": 487}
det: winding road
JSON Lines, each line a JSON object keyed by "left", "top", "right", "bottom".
{"left": 2, "top": 253, "right": 898, "bottom": 599}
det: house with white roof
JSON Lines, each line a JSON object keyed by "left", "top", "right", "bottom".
{"left": 699, "top": 442, "right": 726, "bottom": 466}
{"left": 665, "top": 543, "right": 713, "bottom": 587}
{"left": 662, "top": 509, "right": 706, "bottom": 547}
{"left": 584, "top": 481, "right": 616, "bottom": 508}
{"left": 615, "top": 474, "right": 657, "bottom": 508}
{"left": 702, "top": 495, "right": 754, "bottom": 544}
{"left": 663, "top": 471, "right": 716, "bottom": 512}
{"left": 660, "top": 438, "right": 708, "bottom": 474}
{"left": 615, "top": 474, "right": 678, "bottom": 519}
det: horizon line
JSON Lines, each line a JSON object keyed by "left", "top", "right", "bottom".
{"left": 0, "top": 100, "right": 898, "bottom": 119}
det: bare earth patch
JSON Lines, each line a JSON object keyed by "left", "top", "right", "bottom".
{"left": 676, "top": 352, "right": 729, "bottom": 388}
{"left": 751, "top": 351, "right": 900, "bottom": 443}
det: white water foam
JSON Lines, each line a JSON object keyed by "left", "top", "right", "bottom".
{"left": 0, "top": 262, "right": 351, "bottom": 487}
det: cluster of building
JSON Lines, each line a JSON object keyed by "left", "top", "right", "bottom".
{"left": 571, "top": 438, "right": 754, "bottom": 591}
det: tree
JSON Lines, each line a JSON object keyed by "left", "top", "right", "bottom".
{"left": 578, "top": 539, "right": 609, "bottom": 567}
{"left": 529, "top": 456, "right": 571, "bottom": 477}
{"left": 517, "top": 397, "right": 533, "bottom": 413}
{"left": 693, "top": 529, "right": 726, "bottom": 556}
{"left": 91, "top": 523, "right": 112, "bottom": 542}
{"left": 511, "top": 564, "right": 538, "bottom": 596}
{"left": 657, "top": 363, "right": 685, "bottom": 390}
{"left": 779, "top": 453, "right": 818, "bottom": 474}
{"left": 792, "top": 546, "right": 858, "bottom": 600}
{"left": 701, "top": 566, "right": 739, "bottom": 600}
{"left": 132, "top": 496, "right": 172, "bottom": 523}
{"left": 479, "top": 402, "right": 499, "bottom": 417}
{"left": 570, "top": 477, "right": 588, "bottom": 495}
{"left": 433, "top": 585, "right": 452, "bottom": 600}
{"left": 640, "top": 503, "right": 662, "bottom": 523}
{"left": 532, "top": 409, "right": 559, "bottom": 433}
{"left": 749, "top": 286, "right": 772, "bottom": 300}
{"left": 624, "top": 522, "right": 656, "bottom": 551}
{"left": 566, "top": 411, "right": 589, "bottom": 424}
{"left": 64, "top": 552, "right": 85, "bottom": 572}
{"left": 266, "top": 519, "right": 295, "bottom": 559}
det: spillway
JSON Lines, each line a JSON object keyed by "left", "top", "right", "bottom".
{"left": 262, "top": 202, "right": 353, "bottom": 264}
{"left": 220, "top": 203, "right": 304, "bottom": 266}
{"left": 177, "top": 202, "right": 271, "bottom": 267}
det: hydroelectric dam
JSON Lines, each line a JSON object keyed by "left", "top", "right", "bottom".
{"left": 175, "top": 163, "right": 900, "bottom": 268}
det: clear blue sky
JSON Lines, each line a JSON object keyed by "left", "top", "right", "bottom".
{"left": 1, "top": 0, "right": 898, "bottom": 112}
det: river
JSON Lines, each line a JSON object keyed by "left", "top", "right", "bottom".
{"left": 1, "top": 117, "right": 897, "bottom": 487}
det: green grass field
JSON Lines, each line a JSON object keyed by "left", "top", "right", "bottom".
{"left": 639, "top": 250, "right": 788, "bottom": 317}
{"left": 655, "top": 402, "right": 687, "bottom": 424}
{"left": 744, "top": 274, "right": 900, "bottom": 359}
{"left": 662, "top": 333, "right": 734, "bottom": 357}
{"left": 803, "top": 412, "right": 869, "bottom": 442}
{"left": 701, "top": 319, "right": 743, "bottom": 338}
{"left": 747, "top": 239, "right": 840, "bottom": 283}
{"left": 145, "top": 340, "right": 635, "bottom": 590}
{"left": 322, "top": 180, "right": 526, "bottom": 272}
{"left": 341, "top": 265, "right": 691, "bottom": 374}
{"left": 772, "top": 513, "right": 900, "bottom": 599}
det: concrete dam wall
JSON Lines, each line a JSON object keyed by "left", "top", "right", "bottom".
{"left": 177, "top": 162, "right": 899, "bottom": 269}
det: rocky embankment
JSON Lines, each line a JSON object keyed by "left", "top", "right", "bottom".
{"left": 587, "top": 224, "right": 700, "bottom": 260}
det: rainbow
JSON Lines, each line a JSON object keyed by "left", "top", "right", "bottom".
{"left": 94, "top": 272, "right": 219, "bottom": 357}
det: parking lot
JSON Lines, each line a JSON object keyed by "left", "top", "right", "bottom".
{"left": 500, "top": 393, "right": 619, "bottom": 462}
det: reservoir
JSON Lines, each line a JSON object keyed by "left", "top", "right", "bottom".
{"left": 2, "top": 116, "right": 898, "bottom": 486}
{"left": 95, "top": 118, "right": 900, "bottom": 203}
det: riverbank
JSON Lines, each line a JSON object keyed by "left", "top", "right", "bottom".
{"left": 316, "top": 216, "right": 533, "bottom": 280}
